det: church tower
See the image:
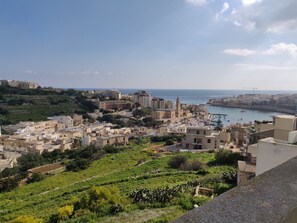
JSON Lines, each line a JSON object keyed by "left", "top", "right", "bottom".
{"left": 176, "top": 97, "right": 181, "bottom": 118}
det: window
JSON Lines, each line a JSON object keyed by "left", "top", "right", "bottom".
{"left": 194, "top": 138, "right": 197, "bottom": 143}
{"left": 196, "top": 130, "right": 200, "bottom": 134}
{"left": 197, "top": 138, "right": 202, "bottom": 143}
{"left": 204, "top": 131, "right": 206, "bottom": 135}
{"left": 207, "top": 139, "right": 211, "bottom": 143}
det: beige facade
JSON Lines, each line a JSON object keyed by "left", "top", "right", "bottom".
{"left": 220, "top": 129, "right": 231, "bottom": 143}
{"left": 182, "top": 126, "right": 220, "bottom": 150}
{"left": 273, "top": 115, "right": 297, "bottom": 142}
{"left": 98, "top": 100, "right": 131, "bottom": 110}
{"left": 132, "top": 91, "right": 152, "bottom": 107}
{"left": 95, "top": 135, "right": 129, "bottom": 148}
{"left": 0, "top": 135, "right": 44, "bottom": 154}
{"left": 152, "top": 98, "right": 173, "bottom": 110}
{"left": 0, "top": 79, "right": 39, "bottom": 89}
{"left": 152, "top": 109, "right": 176, "bottom": 121}
{"left": 73, "top": 114, "right": 84, "bottom": 126}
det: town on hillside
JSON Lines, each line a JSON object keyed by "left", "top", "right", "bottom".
{"left": 1, "top": 81, "right": 297, "bottom": 222}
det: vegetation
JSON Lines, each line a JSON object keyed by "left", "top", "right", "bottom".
{"left": 132, "top": 107, "right": 152, "bottom": 118}
{"left": 0, "top": 140, "right": 238, "bottom": 222}
{"left": 0, "top": 86, "right": 88, "bottom": 125}
{"left": 213, "top": 149, "right": 243, "bottom": 165}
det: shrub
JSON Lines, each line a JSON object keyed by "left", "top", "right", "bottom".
{"left": 178, "top": 194, "right": 211, "bottom": 211}
{"left": 0, "top": 175, "right": 20, "bottom": 192}
{"left": 168, "top": 155, "right": 188, "bottom": 169}
{"left": 180, "top": 159, "right": 204, "bottom": 171}
{"left": 57, "top": 205, "right": 74, "bottom": 221}
{"left": 178, "top": 194, "right": 193, "bottom": 210}
{"left": 9, "top": 215, "right": 43, "bottom": 223}
{"left": 66, "top": 158, "right": 91, "bottom": 172}
{"left": 213, "top": 183, "right": 233, "bottom": 195}
{"left": 214, "top": 149, "right": 243, "bottom": 165}
{"left": 165, "top": 139, "right": 174, "bottom": 146}
{"left": 27, "top": 173, "right": 45, "bottom": 184}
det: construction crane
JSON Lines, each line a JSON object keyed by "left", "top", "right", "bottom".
{"left": 211, "top": 113, "right": 227, "bottom": 130}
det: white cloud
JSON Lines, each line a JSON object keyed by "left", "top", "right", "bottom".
{"left": 186, "top": 0, "right": 207, "bottom": 7}
{"left": 220, "top": 2, "right": 229, "bottom": 14}
{"left": 241, "top": 0, "right": 259, "bottom": 6}
{"left": 234, "top": 63, "right": 297, "bottom": 70}
{"left": 230, "top": 0, "right": 297, "bottom": 32}
{"left": 25, "top": 70, "right": 38, "bottom": 74}
{"left": 263, "top": 43, "right": 297, "bottom": 57}
{"left": 223, "top": 48, "right": 255, "bottom": 56}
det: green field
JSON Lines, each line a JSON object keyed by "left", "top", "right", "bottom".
{"left": 0, "top": 141, "right": 236, "bottom": 223}
{"left": 0, "top": 87, "right": 88, "bottom": 125}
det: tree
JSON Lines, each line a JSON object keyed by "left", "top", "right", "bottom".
{"left": 17, "top": 153, "right": 45, "bottom": 173}
{"left": 66, "top": 158, "right": 91, "bottom": 172}
{"left": 0, "top": 176, "right": 20, "bottom": 192}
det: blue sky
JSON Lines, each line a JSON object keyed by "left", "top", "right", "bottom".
{"left": 0, "top": 0, "right": 297, "bottom": 90}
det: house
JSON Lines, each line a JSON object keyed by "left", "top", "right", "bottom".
{"left": 182, "top": 126, "right": 220, "bottom": 150}
{"left": 95, "top": 134, "right": 129, "bottom": 148}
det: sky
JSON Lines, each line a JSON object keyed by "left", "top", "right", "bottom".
{"left": 0, "top": 0, "right": 297, "bottom": 90}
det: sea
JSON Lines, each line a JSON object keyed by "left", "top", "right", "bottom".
{"left": 119, "top": 89, "right": 297, "bottom": 125}
{"left": 78, "top": 88, "right": 297, "bottom": 125}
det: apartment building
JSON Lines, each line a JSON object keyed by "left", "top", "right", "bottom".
{"left": 152, "top": 98, "right": 173, "bottom": 110}
{"left": 101, "top": 90, "right": 122, "bottom": 100}
{"left": 182, "top": 126, "right": 220, "bottom": 150}
{"left": 0, "top": 79, "right": 39, "bottom": 89}
{"left": 98, "top": 100, "right": 131, "bottom": 110}
{"left": 131, "top": 91, "right": 152, "bottom": 107}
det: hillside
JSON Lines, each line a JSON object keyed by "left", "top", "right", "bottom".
{"left": 0, "top": 140, "right": 237, "bottom": 223}
{"left": 0, "top": 86, "right": 90, "bottom": 125}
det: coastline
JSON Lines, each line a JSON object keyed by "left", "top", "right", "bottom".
{"left": 207, "top": 103, "right": 295, "bottom": 115}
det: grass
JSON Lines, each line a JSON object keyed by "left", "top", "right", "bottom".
{"left": 0, "top": 141, "right": 236, "bottom": 222}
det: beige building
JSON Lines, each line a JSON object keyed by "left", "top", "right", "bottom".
{"left": 98, "top": 100, "right": 131, "bottom": 110}
{"left": 152, "top": 98, "right": 173, "bottom": 110}
{"left": 273, "top": 115, "right": 297, "bottom": 142}
{"left": 48, "top": 116, "right": 73, "bottom": 128}
{"left": 182, "top": 126, "right": 220, "bottom": 150}
{"left": 131, "top": 91, "right": 152, "bottom": 107}
{"left": 151, "top": 109, "right": 176, "bottom": 121}
{"left": 95, "top": 134, "right": 129, "bottom": 148}
{"left": 73, "top": 114, "right": 84, "bottom": 126}
{"left": 0, "top": 135, "right": 44, "bottom": 154}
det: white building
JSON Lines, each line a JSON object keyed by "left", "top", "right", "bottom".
{"left": 48, "top": 116, "right": 74, "bottom": 128}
